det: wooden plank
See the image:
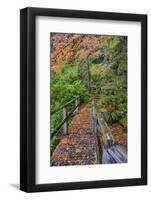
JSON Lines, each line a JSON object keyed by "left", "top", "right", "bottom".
{"left": 102, "top": 144, "right": 127, "bottom": 164}
{"left": 51, "top": 133, "right": 98, "bottom": 166}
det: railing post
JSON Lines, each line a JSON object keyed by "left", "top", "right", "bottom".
{"left": 92, "top": 100, "right": 100, "bottom": 163}
{"left": 92, "top": 100, "right": 97, "bottom": 135}
{"left": 63, "top": 107, "right": 68, "bottom": 135}
{"left": 74, "top": 97, "right": 79, "bottom": 115}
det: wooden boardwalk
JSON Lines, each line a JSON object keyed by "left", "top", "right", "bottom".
{"left": 51, "top": 103, "right": 99, "bottom": 166}
{"left": 51, "top": 101, "right": 127, "bottom": 166}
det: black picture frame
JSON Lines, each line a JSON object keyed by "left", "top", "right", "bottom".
{"left": 20, "top": 7, "right": 147, "bottom": 192}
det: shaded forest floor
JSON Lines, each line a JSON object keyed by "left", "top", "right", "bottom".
{"left": 109, "top": 123, "right": 127, "bottom": 149}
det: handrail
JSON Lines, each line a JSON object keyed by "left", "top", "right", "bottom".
{"left": 92, "top": 100, "right": 128, "bottom": 164}
{"left": 92, "top": 100, "right": 113, "bottom": 149}
{"left": 51, "top": 96, "right": 79, "bottom": 115}
{"left": 51, "top": 101, "right": 80, "bottom": 137}
{"left": 51, "top": 96, "right": 80, "bottom": 138}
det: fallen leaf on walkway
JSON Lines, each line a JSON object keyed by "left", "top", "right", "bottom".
{"left": 75, "top": 148, "right": 81, "bottom": 153}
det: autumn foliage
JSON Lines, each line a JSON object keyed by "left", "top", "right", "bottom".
{"left": 50, "top": 33, "right": 127, "bottom": 156}
{"left": 50, "top": 33, "right": 118, "bottom": 72}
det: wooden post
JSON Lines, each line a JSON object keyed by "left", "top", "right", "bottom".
{"left": 92, "top": 100, "right": 97, "bottom": 135}
{"left": 73, "top": 97, "right": 79, "bottom": 115}
{"left": 92, "top": 100, "right": 100, "bottom": 163}
{"left": 78, "top": 64, "right": 82, "bottom": 81}
{"left": 86, "top": 57, "right": 91, "bottom": 92}
{"left": 104, "top": 46, "right": 107, "bottom": 64}
{"left": 63, "top": 107, "right": 67, "bottom": 135}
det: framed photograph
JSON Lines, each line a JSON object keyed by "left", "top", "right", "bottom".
{"left": 20, "top": 7, "right": 147, "bottom": 192}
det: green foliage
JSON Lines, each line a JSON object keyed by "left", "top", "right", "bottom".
{"left": 120, "top": 117, "right": 127, "bottom": 131}
{"left": 95, "top": 68, "right": 127, "bottom": 128}
{"left": 50, "top": 35, "right": 128, "bottom": 154}
{"left": 51, "top": 110, "right": 63, "bottom": 133}
{"left": 91, "top": 74, "right": 102, "bottom": 94}
{"left": 50, "top": 64, "right": 89, "bottom": 148}
{"left": 91, "top": 36, "right": 128, "bottom": 130}
{"left": 110, "top": 37, "right": 120, "bottom": 49}
{"left": 50, "top": 135, "right": 60, "bottom": 155}
{"left": 92, "top": 56, "right": 104, "bottom": 64}
{"left": 51, "top": 64, "right": 89, "bottom": 108}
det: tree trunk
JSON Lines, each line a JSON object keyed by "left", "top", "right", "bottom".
{"left": 86, "top": 57, "right": 91, "bottom": 92}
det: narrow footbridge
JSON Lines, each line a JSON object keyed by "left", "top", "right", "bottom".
{"left": 50, "top": 97, "right": 127, "bottom": 166}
